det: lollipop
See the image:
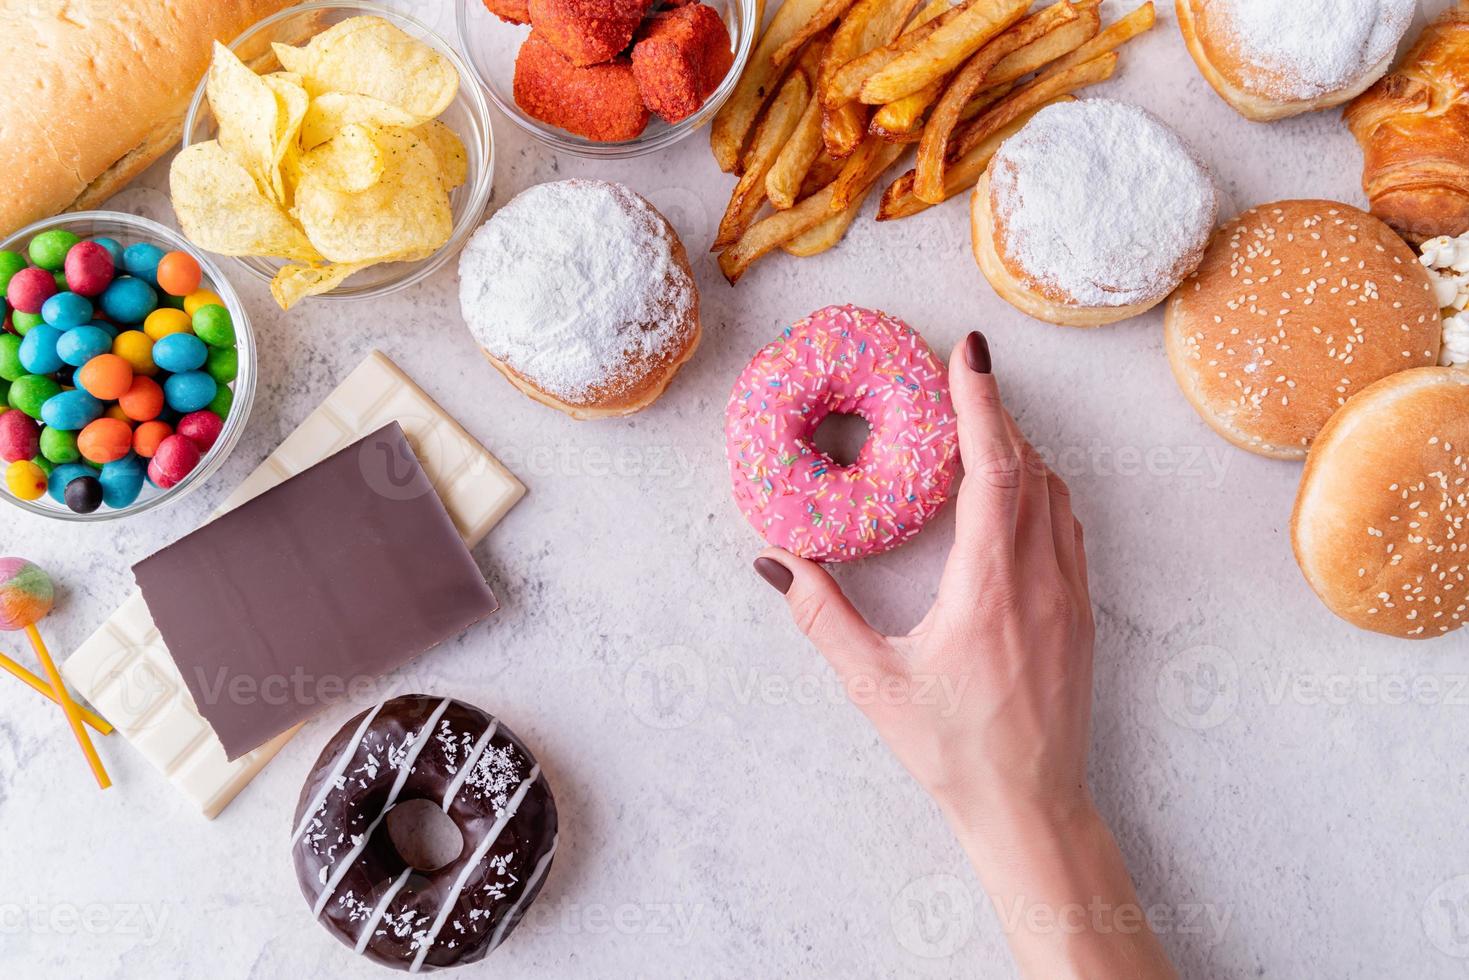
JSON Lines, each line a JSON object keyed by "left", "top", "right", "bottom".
{"left": 0, "top": 559, "right": 111, "bottom": 789}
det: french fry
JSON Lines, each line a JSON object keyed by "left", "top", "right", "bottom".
{"left": 800, "top": 151, "right": 847, "bottom": 197}
{"left": 829, "top": 136, "right": 887, "bottom": 211}
{"left": 1039, "top": 1, "right": 1155, "bottom": 78}
{"left": 715, "top": 71, "right": 811, "bottom": 250}
{"left": 870, "top": 80, "right": 944, "bottom": 138}
{"left": 771, "top": 0, "right": 861, "bottom": 69}
{"left": 711, "top": 0, "right": 830, "bottom": 173}
{"left": 914, "top": 1, "right": 1078, "bottom": 204}
{"left": 985, "top": 4, "right": 1100, "bottom": 86}
{"left": 784, "top": 183, "right": 875, "bottom": 255}
{"left": 765, "top": 42, "right": 830, "bottom": 209}
{"left": 877, "top": 95, "right": 1075, "bottom": 220}
{"left": 825, "top": 0, "right": 965, "bottom": 107}
{"left": 720, "top": 142, "right": 905, "bottom": 283}
{"left": 950, "top": 50, "right": 1117, "bottom": 160}
{"left": 820, "top": 0, "right": 923, "bottom": 157}
{"left": 859, "top": 0, "right": 1030, "bottom": 105}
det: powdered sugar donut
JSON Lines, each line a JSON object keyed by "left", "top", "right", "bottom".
{"left": 1178, "top": 0, "right": 1415, "bottom": 121}
{"left": 725, "top": 306, "right": 958, "bottom": 563}
{"left": 972, "top": 99, "right": 1218, "bottom": 327}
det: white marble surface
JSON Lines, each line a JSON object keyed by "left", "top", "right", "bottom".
{"left": 4, "top": 1, "right": 1469, "bottom": 977}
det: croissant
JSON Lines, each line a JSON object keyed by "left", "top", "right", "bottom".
{"left": 1345, "top": 2, "right": 1469, "bottom": 245}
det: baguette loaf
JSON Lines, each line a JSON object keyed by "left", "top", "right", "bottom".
{"left": 0, "top": 0, "right": 303, "bottom": 238}
{"left": 1345, "top": 2, "right": 1469, "bottom": 244}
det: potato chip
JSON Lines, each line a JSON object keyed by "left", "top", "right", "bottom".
{"left": 207, "top": 41, "right": 282, "bottom": 198}
{"left": 300, "top": 123, "right": 385, "bottom": 194}
{"left": 270, "top": 260, "right": 371, "bottom": 310}
{"left": 299, "top": 92, "right": 424, "bottom": 150}
{"left": 414, "top": 119, "right": 467, "bottom": 192}
{"left": 262, "top": 71, "right": 309, "bottom": 204}
{"left": 170, "top": 141, "right": 322, "bottom": 262}
{"left": 293, "top": 126, "right": 452, "bottom": 264}
{"left": 275, "top": 17, "right": 457, "bottom": 119}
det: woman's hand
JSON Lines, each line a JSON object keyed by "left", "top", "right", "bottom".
{"left": 754, "top": 332, "right": 1176, "bottom": 980}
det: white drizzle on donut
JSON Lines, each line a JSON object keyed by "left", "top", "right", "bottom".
{"left": 292, "top": 702, "right": 385, "bottom": 845}
{"left": 408, "top": 766, "right": 544, "bottom": 973}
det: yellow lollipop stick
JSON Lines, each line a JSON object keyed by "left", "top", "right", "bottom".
{"left": 26, "top": 625, "right": 111, "bottom": 790}
{"left": 0, "top": 650, "right": 113, "bottom": 735}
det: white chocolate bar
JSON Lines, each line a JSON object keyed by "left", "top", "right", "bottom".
{"left": 62, "top": 351, "right": 524, "bottom": 819}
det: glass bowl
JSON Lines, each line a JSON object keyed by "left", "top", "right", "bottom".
{"left": 0, "top": 212, "right": 256, "bottom": 524}
{"left": 181, "top": 0, "right": 495, "bottom": 301}
{"left": 457, "top": 0, "right": 757, "bottom": 159}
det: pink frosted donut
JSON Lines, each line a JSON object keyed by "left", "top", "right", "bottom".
{"left": 725, "top": 305, "right": 959, "bottom": 563}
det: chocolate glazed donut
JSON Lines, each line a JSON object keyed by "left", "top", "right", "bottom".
{"left": 291, "top": 695, "right": 558, "bottom": 972}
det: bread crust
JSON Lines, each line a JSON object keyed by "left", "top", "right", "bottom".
{"left": 1177, "top": 0, "right": 1399, "bottom": 122}
{"left": 0, "top": 0, "right": 302, "bottom": 237}
{"left": 1292, "top": 367, "right": 1469, "bottom": 639}
{"left": 1164, "top": 200, "right": 1441, "bottom": 459}
{"left": 1346, "top": 2, "right": 1469, "bottom": 244}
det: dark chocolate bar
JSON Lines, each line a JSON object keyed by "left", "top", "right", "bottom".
{"left": 133, "top": 422, "right": 499, "bottom": 760}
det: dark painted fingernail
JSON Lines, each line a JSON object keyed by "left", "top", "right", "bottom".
{"left": 964, "top": 331, "right": 991, "bottom": 374}
{"left": 754, "top": 557, "right": 793, "bottom": 594}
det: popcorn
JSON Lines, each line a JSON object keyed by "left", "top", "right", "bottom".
{"left": 1417, "top": 232, "right": 1469, "bottom": 367}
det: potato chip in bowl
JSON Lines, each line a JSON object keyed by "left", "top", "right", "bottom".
{"left": 175, "top": 5, "right": 492, "bottom": 309}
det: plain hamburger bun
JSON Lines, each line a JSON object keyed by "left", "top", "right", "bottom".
{"left": 1165, "top": 200, "right": 1441, "bottom": 459}
{"left": 1176, "top": 0, "right": 1415, "bottom": 122}
{"left": 0, "top": 0, "right": 304, "bottom": 237}
{"left": 1292, "top": 367, "right": 1469, "bottom": 640}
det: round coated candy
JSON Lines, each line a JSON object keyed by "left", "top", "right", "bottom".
{"left": 176, "top": 410, "right": 224, "bottom": 453}
{"left": 0, "top": 558, "right": 54, "bottom": 629}
{"left": 143, "top": 307, "right": 192, "bottom": 341}
{"left": 0, "top": 409, "right": 40, "bottom": 463}
{"left": 77, "top": 417, "right": 133, "bottom": 464}
{"left": 117, "top": 374, "right": 164, "bottom": 421}
{"left": 10, "top": 311, "right": 43, "bottom": 336}
{"left": 40, "top": 389, "right": 103, "bottom": 430}
{"left": 184, "top": 290, "right": 223, "bottom": 316}
{"left": 155, "top": 252, "right": 202, "bottom": 297}
{"left": 0, "top": 378, "right": 8, "bottom": 410}
{"left": 122, "top": 242, "right": 165, "bottom": 284}
{"left": 5, "top": 459, "right": 47, "bottom": 501}
{"left": 191, "top": 304, "right": 235, "bottom": 348}
{"left": 41, "top": 291, "right": 92, "bottom": 329}
{"left": 99, "top": 454, "right": 145, "bottom": 509}
{"left": 205, "top": 346, "right": 238, "bottom": 385}
{"left": 111, "top": 331, "right": 156, "bottom": 375}
{"left": 153, "top": 333, "right": 207, "bottom": 373}
{"left": 7, "top": 375, "right": 61, "bottom": 420}
{"left": 31, "top": 456, "right": 53, "bottom": 477}
{"left": 78, "top": 354, "right": 134, "bottom": 401}
{"left": 0, "top": 334, "right": 23, "bottom": 381}
{"left": 208, "top": 383, "right": 234, "bottom": 419}
{"left": 147, "top": 434, "right": 201, "bottom": 489}
{"left": 17, "top": 324, "right": 63, "bottom": 375}
{"left": 6, "top": 267, "right": 58, "bottom": 314}
{"left": 56, "top": 326, "right": 113, "bottom": 367}
{"left": 88, "top": 237, "right": 124, "bottom": 267}
{"left": 104, "top": 405, "right": 129, "bottom": 422}
{"left": 46, "top": 462, "right": 92, "bottom": 504}
{"left": 64, "top": 241, "right": 116, "bottom": 297}
{"left": 88, "top": 320, "right": 119, "bottom": 340}
{"left": 0, "top": 252, "right": 27, "bottom": 294}
{"left": 63, "top": 474, "right": 103, "bottom": 514}
{"left": 132, "top": 420, "right": 172, "bottom": 458}
{"left": 28, "top": 230, "right": 80, "bottom": 271}
{"left": 38, "top": 426, "right": 79, "bottom": 464}
{"left": 163, "top": 371, "right": 216, "bottom": 414}
{"left": 100, "top": 276, "right": 157, "bottom": 324}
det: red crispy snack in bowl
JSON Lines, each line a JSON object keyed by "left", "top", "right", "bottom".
{"left": 632, "top": 3, "right": 733, "bottom": 124}
{"left": 527, "top": 0, "right": 654, "bottom": 66}
{"left": 483, "top": 0, "right": 530, "bottom": 23}
{"left": 514, "top": 34, "right": 651, "bottom": 142}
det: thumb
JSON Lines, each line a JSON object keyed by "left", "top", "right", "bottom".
{"left": 755, "top": 549, "right": 894, "bottom": 682}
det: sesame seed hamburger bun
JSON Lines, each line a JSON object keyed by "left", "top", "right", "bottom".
{"left": 1165, "top": 200, "right": 1442, "bottom": 459}
{"left": 1292, "top": 367, "right": 1469, "bottom": 640}
{"left": 1176, "top": 0, "right": 1415, "bottom": 122}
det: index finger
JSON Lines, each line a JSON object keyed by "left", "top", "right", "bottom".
{"left": 948, "top": 331, "right": 1022, "bottom": 543}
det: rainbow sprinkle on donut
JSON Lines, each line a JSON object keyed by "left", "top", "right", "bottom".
{"left": 724, "top": 305, "right": 959, "bottom": 563}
